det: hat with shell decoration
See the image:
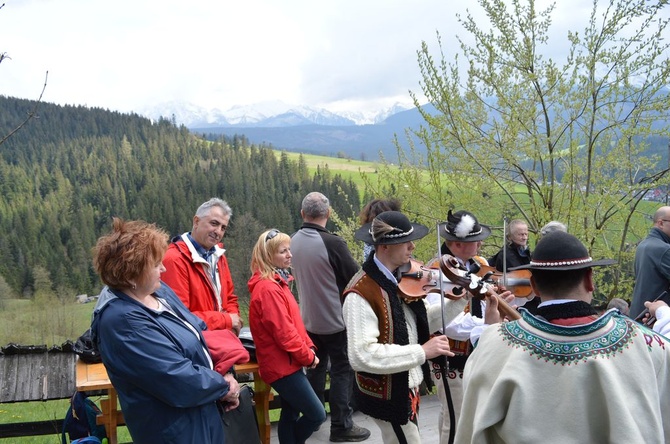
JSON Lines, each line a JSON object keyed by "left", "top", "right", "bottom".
{"left": 511, "top": 230, "right": 615, "bottom": 271}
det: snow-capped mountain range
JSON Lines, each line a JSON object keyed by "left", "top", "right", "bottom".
{"left": 138, "top": 100, "right": 412, "bottom": 128}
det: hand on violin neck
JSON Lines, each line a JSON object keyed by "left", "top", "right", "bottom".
{"left": 484, "top": 294, "right": 503, "bottom": 324}
{"left": 484, "top": 290, "right": 517, "bottom": 324}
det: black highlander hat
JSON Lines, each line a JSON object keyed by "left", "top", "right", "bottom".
{"left": 439, "top": 210, "right": 491, "bottom": 242}
{"left": 512, "top": 231, "right": 616, "bottom": 271}
{"left": 355, "top": 211, "right": 429, "bottom": 245}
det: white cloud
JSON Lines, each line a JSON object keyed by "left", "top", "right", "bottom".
{"left": 0, "top": 0, "right": 666, "bottom": 115}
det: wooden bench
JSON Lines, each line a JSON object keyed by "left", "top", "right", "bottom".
{"left": 75, "top": 359, "right": 274, "bottom": 444}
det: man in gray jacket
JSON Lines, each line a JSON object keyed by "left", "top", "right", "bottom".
{"left": 631, "top": 206, "right": 670, "bottom": 318}
{"left": 291, "top": 192, "right": 370, "bottom": 442}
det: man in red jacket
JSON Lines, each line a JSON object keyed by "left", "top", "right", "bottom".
{"left": 162, "top": 198, "right": 242, "bottom": 334}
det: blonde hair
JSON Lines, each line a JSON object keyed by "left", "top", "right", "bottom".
{"left": 250, "top": 229, "right": 292, "bottom": 280}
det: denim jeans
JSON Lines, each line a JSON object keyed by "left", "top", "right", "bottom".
{"left": 272, "top": 369, "right": 327, "bottom": 444}
{"left": 307, "top": 330, "right": 355, "bottom": 431}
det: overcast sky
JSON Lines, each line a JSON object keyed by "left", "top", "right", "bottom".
{"left": 0, "top": 0, "right": 628, "bottom": 115}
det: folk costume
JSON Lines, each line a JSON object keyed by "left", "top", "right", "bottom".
{"left": 433, "top": 210, "right": 492, "bottom": 444}
{"left": 455, "top": 231, "right": 670, "bottom": 444}
{"left": 342, "top": 211, "right": 465, "bottom": 444}
{"left": 457, "top": 306, "right": 670, "bottom": 443}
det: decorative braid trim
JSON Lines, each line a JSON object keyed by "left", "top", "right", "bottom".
{"left": 371, "top": 226, "right": 414, "bottom": 242}
{"left": 445, "top": 227, "right": 482, "bottom": 238}
{"left": 529, "top": 256, "right": 592, "bottom": 267}
{"left": 499, "top": 312, "right": 636, "bottom": 365}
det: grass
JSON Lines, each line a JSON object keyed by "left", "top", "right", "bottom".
{"left": 0, "top": 298, "right": 95, "bottom": 347}
{"left": 0, "top": 398, "right": 133, "bottom": 444}
{"left": 0, "top": 298, "right": 125, "bottom": 442}
{"left": 275, "top": 150, "right": 388, "bottom": 189}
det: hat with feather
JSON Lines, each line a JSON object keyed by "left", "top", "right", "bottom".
{"left": 355, "top": 210, "right": 429, "bottom": 245}
{"left": 439, "top": 210, "right": 491, "bottom": 242}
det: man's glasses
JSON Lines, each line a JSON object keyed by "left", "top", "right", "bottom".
{"left": 265, "top": 229, "right": 280, "bottom": 242}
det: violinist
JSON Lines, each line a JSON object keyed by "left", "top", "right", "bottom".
{"left": 430, "top": 210, "right": 515, "bottom": 444}
{"left": 342, "top": 210, "right": 466, "bottom": 444}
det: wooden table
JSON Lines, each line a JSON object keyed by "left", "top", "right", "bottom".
{"left": 75, "top": 359, "right": 272, "bottom": 444}
{"left": 234, "top": 361, "right": 274, "bottom": 444}
{"left": 75, "top": 359, "right": 121, "bottom": 444}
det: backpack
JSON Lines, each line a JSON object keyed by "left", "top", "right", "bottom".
{"left": 72, "top": 328, "right": 102, "bottom": 364}
{"left": 61, "top": 391, "right": 107, "bottom": 444}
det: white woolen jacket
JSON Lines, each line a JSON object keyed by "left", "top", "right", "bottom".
{"left": 343, "top": 291, "right": 467, "bottom": 389}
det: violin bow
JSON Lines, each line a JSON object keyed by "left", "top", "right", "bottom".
{"left": 435, "top": 221, "right": 457, "bottom": 444}
{"left": 501, "top": 216, "right": 508, "bottom": 288}
{"left": 436, "top": 222, "right": 448, "bottom": 334}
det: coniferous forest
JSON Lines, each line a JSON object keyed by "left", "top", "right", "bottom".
{"left": 0, "top": 95, "right": 361, "bottom": 302}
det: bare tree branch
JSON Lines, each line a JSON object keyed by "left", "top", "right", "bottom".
{"left": 0, "top": 71, "right": 49, "bottom": 146}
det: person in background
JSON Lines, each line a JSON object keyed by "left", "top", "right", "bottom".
{"left": 358, "top": 198, "right": 402, "bottom": 262}
{"left": 630, "top": 206, "right": 670, "bottom": 318}
{"left": 162, "top": 198, "right": 243, "bottom": 335}
{"left": 606, "top": 297, "right": 630, "bottom": 317}
{"left": 539, "top": 220, "right": 567, "bottom": 238}
{"left": 248, "top": 229, "right": 326, "bottom": 444}
{"left": 290, "top": 192, "right": 370, "bottom": 442}
{"left": 455, "top": 231, "right": 670, "bottom": 443}
{"left": 488, "top": 219, "right": 531, "bottom": 271}
{"left": 489, "top": 218, "right": 538, "bottom": 315}
{"left": 343, "top": 210, "right": 465, "bottom": 443}
{"left": 91, "top": 218, "right": 239, "bottom": 444}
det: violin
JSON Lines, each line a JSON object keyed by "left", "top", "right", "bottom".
{"left": 438, "top": 254, "right": 521, "bottom": 321}
{"left": 473, "top": 264, "right": 534, "bottom": 298}
{"left": 396, "top": 257, "right": 465, "bottom": 302}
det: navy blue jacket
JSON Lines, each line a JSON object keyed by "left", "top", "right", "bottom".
{"left": 91, "top": 283, "right": 229, "bottom": 444}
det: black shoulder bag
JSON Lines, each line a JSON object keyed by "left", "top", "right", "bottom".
{"left": 220, "top": 385, "right": 261, "bottom": 444}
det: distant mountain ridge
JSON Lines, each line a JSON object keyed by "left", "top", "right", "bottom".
{"left": 191, "top": 105, "right": 436, "bottom": 162}
{"left": 139, "top": 100, "right": 412, "bottom": 127}
{"left": 138, "top": 100, "right": 426, "bottom": 161}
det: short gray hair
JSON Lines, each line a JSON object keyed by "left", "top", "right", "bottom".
{"left": 195, "top": 198, "right": 232, "bottom": 219}
{"left": 606, "top": 298, "right": 629, "bottom": 316}
{"left": 540, "top": 221, "right": 567, "bottom": 237}
{"left": 301, "top": 192, "right": 329, "bottom": 219}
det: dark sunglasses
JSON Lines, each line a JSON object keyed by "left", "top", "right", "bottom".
{"left": 265, "top": 229, "right": 280, "bottom": 242}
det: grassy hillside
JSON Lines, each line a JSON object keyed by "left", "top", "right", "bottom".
{"left": 275, "top": 151, "right": 385, "bottom": 190}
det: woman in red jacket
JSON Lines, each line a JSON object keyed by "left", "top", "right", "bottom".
{"left": 248, "top": 229, "right": 326, "bottom": 444}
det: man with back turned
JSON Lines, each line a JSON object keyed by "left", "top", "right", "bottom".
{"left": 291, "top": 191, "right": 370, "bottom": 442}
{"left": 455, "top": 231, "right": 670, "bottom": 443}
